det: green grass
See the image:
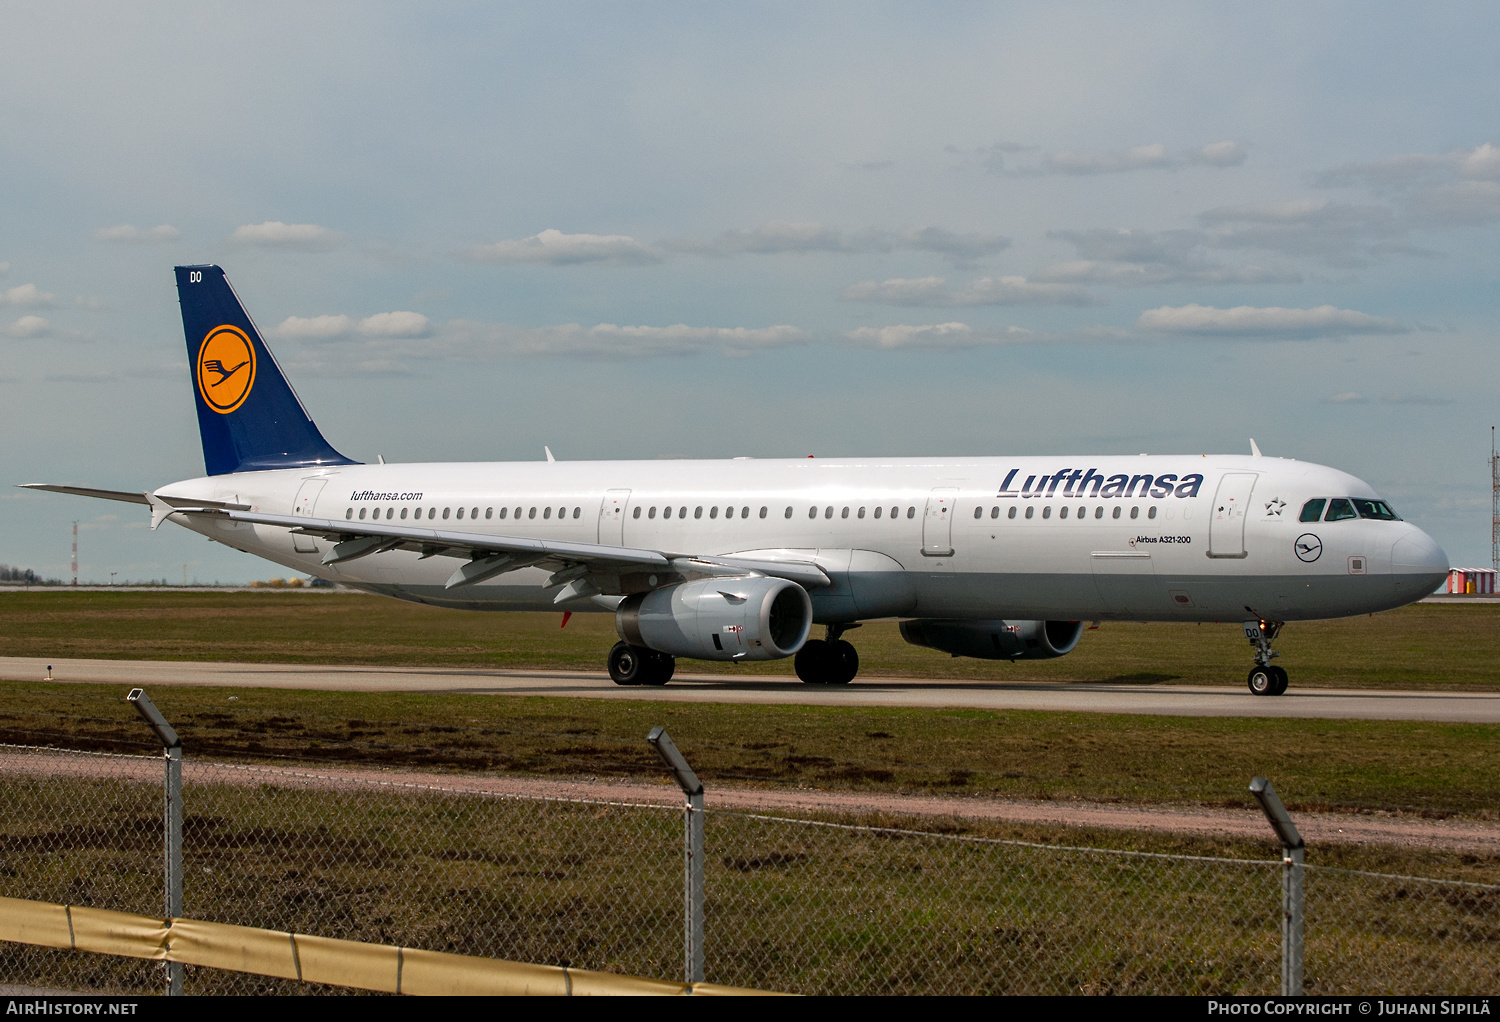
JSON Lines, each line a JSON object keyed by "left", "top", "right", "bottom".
{"left": 4, "top": 680, "right": 1498, "bottom": 820}
{"left": 1, "top": 590, "right": 1498, "bottom": 689}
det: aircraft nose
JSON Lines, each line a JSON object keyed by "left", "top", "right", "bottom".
{"left": 1392, "top": 527, "right": 1449, "bottom": 582}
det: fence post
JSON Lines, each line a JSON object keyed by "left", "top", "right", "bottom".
{"left": 647, "top": 727, "right": 705, "bottom": 985}
{"left": 1250, "top": 776, "right": 1304, "bottom": 996}
{"left": 128, "top": 688, "right": 183, "bottom": 997}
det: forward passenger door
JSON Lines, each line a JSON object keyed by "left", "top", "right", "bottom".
{"left": 922, "top": 488, "right": 957, "bottom": 557}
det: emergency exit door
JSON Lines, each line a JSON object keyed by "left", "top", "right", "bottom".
{"left": 599, "top": 489, "right": 631, "bottom": 545}
{"left": 922, "top": 488, "right": 957, "bottom": 556}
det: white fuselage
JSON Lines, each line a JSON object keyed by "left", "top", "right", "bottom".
{"left": 158, "top": 453, "right": 1449, "bottom": 625}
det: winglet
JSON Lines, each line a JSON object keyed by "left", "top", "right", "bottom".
{"left": 1249, "top": 438, "right": 1263, "bottom": 458}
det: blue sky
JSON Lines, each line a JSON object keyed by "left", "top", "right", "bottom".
{"left": 4, "top": 2, "right": 1498, "bottom": 582}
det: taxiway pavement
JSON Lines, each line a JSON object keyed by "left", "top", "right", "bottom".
{"left": 2, "top": 656, "right": 1496, "bottom": 722}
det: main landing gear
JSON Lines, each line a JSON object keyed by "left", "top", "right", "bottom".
{"left": 1243, "top": 619, "right": 1289, "bottom": 696}
{"left": 608, "top": 641, "right": 675, "bottom": 686}
{"left": 795, "top": 624, "right": 860, "bottom": 685}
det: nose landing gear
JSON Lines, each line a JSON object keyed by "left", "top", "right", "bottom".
{"left": 1243, "top": 619, "right": 1288, "bottom": 696}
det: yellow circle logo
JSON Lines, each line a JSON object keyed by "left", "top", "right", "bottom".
{"left": 196, "top": 325, "right": 257, "bottom": 414}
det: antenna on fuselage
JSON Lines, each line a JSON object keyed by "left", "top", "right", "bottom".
{"left": 545, "top": 446, "right": 556, "bottom": 462}
{"left": 1249, "top": 438, "right": 1263, "bottom": 458}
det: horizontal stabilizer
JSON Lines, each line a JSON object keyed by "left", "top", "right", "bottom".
{"left": 17, "top": 484, "right": 149, "bottom": 505}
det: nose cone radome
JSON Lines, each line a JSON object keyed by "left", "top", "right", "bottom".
{"left": 1392, "top": 528, "right": 1449, "bottom": 591}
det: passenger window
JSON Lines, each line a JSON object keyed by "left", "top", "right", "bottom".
{"left": 632, "top": 506, "right": 641, "bottom": 519}
{"left": 858, "top": 507, "right": 866, "bottom": 519}
{"left": 906, "top": 507, "right": 915, "bottom": 519}
{"left": 528, "top": 507, "right": 536, "bottom": 519}
{"left": 651, "top": 506, "right": 659, "bottom": 519}
{"left": 485, "top": 508, "right": 492, "bottom": 519}
{"left": 473, "top": 507, "right": 479, "bottom": 519}
{"left": 694, "top": 506, "right": 703, "bottom": 519}
{"left": 574, "top": 507, "right": 581, "bottom": 519}
{"left": 761, "top": 507, "right": 768, "bottom": 518}
{"left": 1325, "top": 498, "right": 1357, "bottom": 522}
{"left": 1060, "top": 507, "right": 1069, "bottom": 519}
{"left": 400, "top": 508, "right": 408, "bottom": 520}
{"left": 664, "top": 506, "right": 673, "bottom": 519}
{"left": 443, "top": 508, "right": 451, "bottom": 519}
{"left": 543, "top": 507, "right": 552, "bottom": 520}
{"left": 387, "top": 509, "right": 394, "bottom": 519}
{"left": 841, "top": 507, "right": 850, "bottom": 519}
{"left": 345, "top": 508, "right": 353, "bottom": 519}
{"left": 1008, "top": 506, "right": 1017, "bottom": 519}
{"left": 1025, "top": 506, "right": 1034, "bottom": 519}
{"left": 1076, "top": 506, "right": 1084, "bottom": 519}
{"left": 456, "top": 507, "right": 464, "bottom": 519}
{"left": 825, "top": 506, "right": 834, "bottom": 519}
{"left": 499, "top": 507, "right": 508, "bottom": 519}
{"left": 891, "top": 507, "right": 899, "bottom": 519}
{"left": 1130, "top": 506, "right": 1139, "bottom": 520}
{"left": 1042, "top": 506, "right": 1052, "bottom": 519}
{"left": 784, "top": 506, "right": 793, "bottom": 518}
{"left": 358, "top": 508, "right": 367, "bottom": 520}
{"left": 1148, "top": 506, "right": 1157, "bottom": 519}
{"left": 742, "top": 507, "right": 750, "bottom": 518}
{"left": 1111, "top": 506, "right": 1120, "bottom": 519}
{"left": 680, "top": 506, "right": 687, "bottom": 518}
{"left": 710, "top": 506, "right": 719, "bottom": 519}
{"left": 991, "top": 507, "right": 999, "bottom": 519}
{"left": 974, "top": 506, "right": 983, "bottom": 519}
{"left": 1095, "top": 506, "right": 1104, "bottom": 519}
{"left": 428, "top": 508, "right": 436, "bottom": 520}
{"left": 809, "top": 507, "right": 817, "bottom": 519}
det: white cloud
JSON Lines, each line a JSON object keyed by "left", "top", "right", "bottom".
{"left": 1191, "top": 141, "right": 1248, "bottom": 167}
{"left": 273, "top": 311, "right": 431, "bottom": 340}
{"left": 1457, "top": 143, "right": 1500, "bottom": 180}
{"left": 1, "top": 283, "right": 57, "bottom": 307}
{"left": 1406, "top": 180, "right": 1500, "bottom": 227}
{"left": 841, "top": 275, "right": 1097, "bottom": 306}
{"left": 464, "top": 229, "right": 661, "bottom": 266}
{"left": 1045, "top": 143, "right": 1174, "bottom": 175}
{"left": 7, "top": 315, "right": 50, "bottom": 338}
{"left": 663, "top": 223, "right": 1009, "bottom": 263}
{"left": 357, "top": 311, "right": 430, "bottom": 337}
{"left": 0, "top": 262, "right": 10, "bottom": 276}
{"left": 1034, "top": 259, "right": 1298, "bottom": 286}
{"left": 230, "top": 221, "right": 344, "bottom": 249}
{"left": 1324, "top": 392, "right": 1368, "bottom": 404}
{"left": 1136, "top": 304, "right": 1407, "bottom": 338}
{"left": 1317, "top": 143, "right": 1500, "bottom": 189}
{"left": 434, "top": 320, "right": 807, "bottom": 358}
{"left": 273, "top": 314, "right": 353, "bottom": 339}
{"left": 95, "top": 224, "right": 180, "bottom": 243}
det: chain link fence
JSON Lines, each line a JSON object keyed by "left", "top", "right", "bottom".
{"left": 2, "top": 736, "right": 1497, "bottom": 996}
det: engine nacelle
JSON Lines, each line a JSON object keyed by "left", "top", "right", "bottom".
{"left": 898, "top": 618, "right": 1084, "bottom": 661}
{"left": 616, "top": 576, "right": 813, "bottom": 661}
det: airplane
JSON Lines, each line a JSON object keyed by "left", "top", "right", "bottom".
{"left": 22, "top": 265, "right": 1450, "bottom": 695}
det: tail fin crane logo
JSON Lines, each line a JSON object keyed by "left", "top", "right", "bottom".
{"left": 196, "top": 325, "right": 257, "bottom": 414}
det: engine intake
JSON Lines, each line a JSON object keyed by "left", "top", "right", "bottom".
{"left": 617, "top": 577, "right": 813, "bottom": 661}
{"left": 898, "top": 618, "right": 1084, "bottom": 661}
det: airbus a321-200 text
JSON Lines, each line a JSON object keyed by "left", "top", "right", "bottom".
{"left": 24, "top": 266, "right": 1450, "bottom": 695}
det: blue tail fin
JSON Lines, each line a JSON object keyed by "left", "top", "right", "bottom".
{"left": 175, "top": 265, "right": 357, "bottom": 476}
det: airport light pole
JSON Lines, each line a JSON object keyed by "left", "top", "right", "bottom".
{"left": 128, "top": 688, "right": 183, "bottom": 996}
{"left": 647, "top": 726, "right": 704, "bottom": 985}
{"left": 1250, "top": 776, "right": 1304, "bottom": 996}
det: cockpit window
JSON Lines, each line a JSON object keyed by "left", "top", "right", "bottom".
{"left": 1324, "top": 498, "right": 1357, "bottom": 522}
{"left": 1352, "top": 498, "right": 1401, "bottom": 521}
{"left": 1299, "top": 499, "right": 1326, "bottom": 523}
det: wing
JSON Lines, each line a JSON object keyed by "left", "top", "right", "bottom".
{"left": 153, "top": 501, "right": 830, "bottom": 601}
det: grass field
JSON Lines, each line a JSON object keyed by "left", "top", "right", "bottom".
{"left": 1, "top": 590, "right": 1497, "bottom": 690}
{"left": 4, "top": 679, "right": 1498, "bottom": 820}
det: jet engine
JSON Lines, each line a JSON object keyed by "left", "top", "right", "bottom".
{"left": 898, "top": 618, "right": 1084, "bottom": 660}
{"left": 616, "top": 576, "right": 813, "bottom": 661}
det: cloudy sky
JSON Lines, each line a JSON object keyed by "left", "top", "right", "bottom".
{"left": 4, "top": 2, "right": 1499, "bottom": 582}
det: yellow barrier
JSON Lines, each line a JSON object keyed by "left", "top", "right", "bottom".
{"left": 0, "top": 896, "right": 777, "bottom": 996}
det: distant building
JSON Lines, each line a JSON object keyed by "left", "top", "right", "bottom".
{"left": 1447, "top": 567, "right": 1497, "bottom": 594}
